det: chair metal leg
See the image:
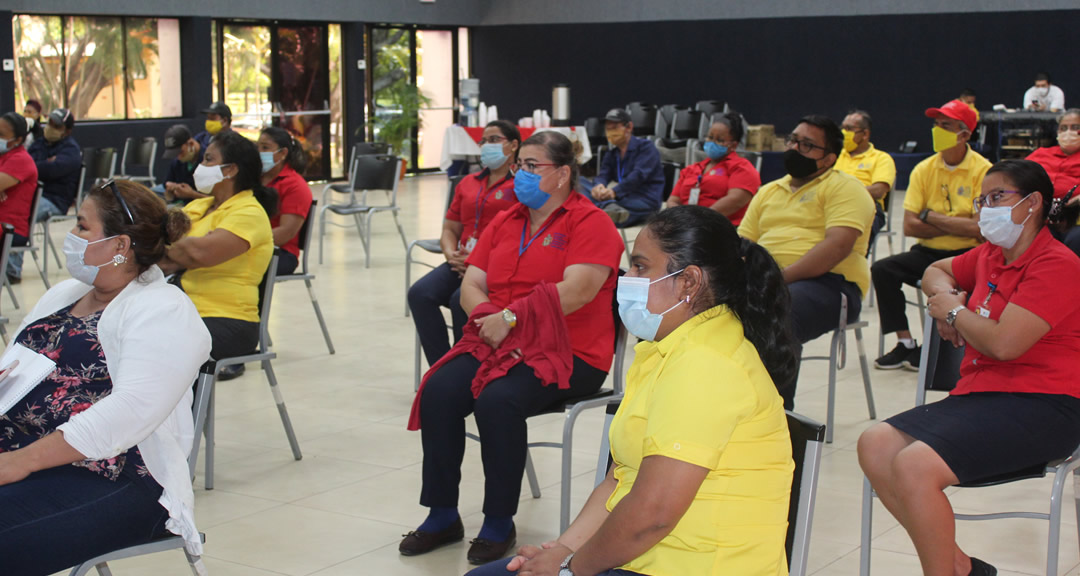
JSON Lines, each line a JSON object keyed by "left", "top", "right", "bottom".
{"left": 405, "top": 246, "right": 414, "bottom": 317}
{"left": 265, "top": 359, "right": 302, "bottom": 461}
{"left": 318, "top": 208, "right": 327, "bottom": 265}
{"left": 1073, "top": 470, "right": 1080, "bottom": 561}
{"left": 1046, "top": 465, "right": 1069, "bottom": 576}
{"left": 917, "top": 289, "right": 926, "bottom": 331}
{"left": 31, "top": 251, "right": 50, "bottom": 289}
{"left": 393, "top": 210, "right": 409, "bottom": 253}
{"left": 595, "top": 411, "right": 615, "bottom": 488}
{"left": 559, "top": 400, "right": 593, "bottom": 533}
{"left": 826, "top": 329, "right": 841, "bottom": 444}
{"left": 860, "top": 477, "right": 874, "bottom": 576}
{"left": 868, "top": 243, "right": 877, "bottom": 308}
{"left": 304, "top": 278, "right": 335, "bottom": 354}
{"left": 414, "top": 332, "right": 422, "bottom": 392}
{"left": 45, "top": 221, "right": 62, "bottom": 269}
{"left": 855, "top": 327, "right": 876, "bottom": 420}
{"left": 205, "top": 384, "right": 216, "bottom": 490}
{"left": 4, "top": 276, "right": 20, "bottom": 310}
{"left": 524, "top": 449, "right": 541, "bottom": 499}
{"left": 363, "top": 212, "right": 375, "bottom": 268}
{"left": 95, "top": 563, "right": 114, "bottom": 576}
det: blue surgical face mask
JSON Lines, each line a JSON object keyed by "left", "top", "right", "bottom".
{"left": 0, "top": 138, "right": 11, "bottom": 155}
{"left": 480, "top": 143, "right": 508, "bottom": 169}
{"left": 260, "top": 150, "right": 279, "bottom": 173}
{"left": 617, "top": 269, "right": 687, "bottom": 342}
{"left": 704, "top": 141, "right": 728, "bottom": 160}
{"left": 514, "top": 169, "right": 551, "bottom": 210}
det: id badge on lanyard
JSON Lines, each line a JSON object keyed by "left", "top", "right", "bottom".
{"left": 688, "top": 187, "right": 701, "bottom": 206}
{"left": 975, "top": 281, "right": 996, "bottom": 318}
{"left": 464, "top": 236, "right": 478, "bottom": 253}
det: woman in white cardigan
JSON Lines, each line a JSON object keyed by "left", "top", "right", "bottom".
{"left": 0, "top": 180, "right": 211, "bottom": 576}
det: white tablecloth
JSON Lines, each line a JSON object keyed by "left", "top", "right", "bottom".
{"left": 440, "top": 125, "right": 592, "bottom": 171}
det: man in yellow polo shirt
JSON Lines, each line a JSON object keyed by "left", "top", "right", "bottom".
{"left": 871, "top": 99, "right": 990, "bottom": 371}
{"left": 739, "top": 115, "right": 876, "bottom": 406}
{"left": 835, "top": 110, "right": 896, "bottom": 247}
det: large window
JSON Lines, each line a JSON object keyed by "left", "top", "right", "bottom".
{"left": 12, "top": 15, "right": 182, "bottom": 120}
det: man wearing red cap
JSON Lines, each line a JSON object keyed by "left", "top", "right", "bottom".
{"left": 871, "top": 100, "right": 990, "bottom": 370}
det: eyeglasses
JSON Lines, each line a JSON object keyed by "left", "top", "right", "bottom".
{"left": 974, "top": 190, "right": 1023, "bottom": 211}
{"left": 940, "top": 184, "right": 954, "bottom": 214}
{"left": 1059, "top": 124, "right": 1080, "bottom": 133}
{"left": 479, "top": 135, "right": 508, "bottom": 145}
{"left": 515, "top": 159, "right": 560, "bottom": 173}
{"left": 784, "top": 134, "right": 828, "bottom": 155}
{"left": 99, "top": 179, "right": 135, "bottom": 225}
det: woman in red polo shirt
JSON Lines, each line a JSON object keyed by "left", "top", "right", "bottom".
{"left": 258, "top": 126, "right": 313, "bottom": 276}
{"left": 666, "top": 112, "right": 760, "bottom": 224}
{"left": 408, "top": 120, "right": 520, "bottom": 366}
{"left": 858, "top": 159, "right": 1080, "bottom": 576}
{"left": 400, "top": 131, "right": 624, "bottom": 564}
{"left": 1027, "top": 109, "right": 1080, "bottom": 254}
{"left": 0, "top": 112, "right": 38, "bottom": 268}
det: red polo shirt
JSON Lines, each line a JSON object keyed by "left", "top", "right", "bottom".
{"left": 670, "top": 154, "right": 760, "bottom": 224}
{"left": 446, "top": 169, "right": 518, "bottom": 248}
{"left": 0, "top": 146, "right": 38, "bottom": 238}
{"left": 950, "top": 227, "right": 1080, "bottom": 397}
{"left": 1026, "top": 146, "right": 1080, "bottom": 198}
{"left": 466, "top": 192, "right": 624, "bottom": 371}
{"left": 268, "top": 164, "right": 313, "bottom": 258}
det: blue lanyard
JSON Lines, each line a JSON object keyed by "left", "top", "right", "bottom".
{"left": 981, "top": 282, "right": 996, "bottom": 308}
{"left": 519, "top": 209, "right": 566, "bottom": 256}
{"left": 615, "top": 153, "right": 624, "bottom": 183}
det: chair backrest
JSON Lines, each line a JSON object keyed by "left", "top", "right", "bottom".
{"left": 188, "top": 360, "right": 216, "bottom": 479}
{"left": 655, "top": 104, "right": 682, "bottom": 139}
{"left": 75, "top": 163, "right": 87, "bottom": 206}
{"left": 671, "top": 109, "right": 703, "bottom": 140}
{"left": 915, "top": 309, "right": 963, "bottom": 406}
{"left": 85, "top": 147, "right": 117, "bottom": 183}
{"left": 447, "top": 175, "right": 466, "bottom": 212}
{"left": 24, "top": 184, "right": 44, "bottom": 248}
{"left": 256, "top": 250, "right": 282, "bottom": 351}
{"left": 629, "top": 105, "right": 657, "bottom": 137}
{"left": 289, "top": 200, "right": 318, "bottom": 276}
{"left": 351, "top": 154, "right": 400, "bottom": 201}
{"left": 80, "top": 147, "right": 96, "bottom": 191}
{"left": 786, "top": 410, "right": 826, "bottom": 576}
{"left": 119, "top": 137, "right": 136, "bottom": 175}
{"left": 583, "top": 117, "right": 605, "bottom": 147}
{"left": 695, "top": 100, "right": 726, "bottom": 117}
{"left": 355, "top": 141, "right": 391, "bottom": 157}
{"left": 136, "top": 137, "right": 157, "bottom": 166}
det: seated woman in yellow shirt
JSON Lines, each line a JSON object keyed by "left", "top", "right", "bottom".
{"left": 160, "top": 131, "right": 276, "bottom": 380}
{"left": 467, "top": 205, "right": 798, "bottom": 576}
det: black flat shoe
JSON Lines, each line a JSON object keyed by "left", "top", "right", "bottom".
{"left": 399, "top": 517, "right": 464, "bottom": 556}
{"left": 217, "top": 364, "right": 246, "bottom": 381}
{"left": 969, "top": 557, "right": 997, "bottom": 576}
{"left": 467, "top": 523, "right": 516, "bottom": 565}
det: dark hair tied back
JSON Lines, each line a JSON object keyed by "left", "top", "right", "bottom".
{"left": 261, "top": 126, "right": 308, "bottom": 174}
{"left": 210, "top": 131, "right": 279, "bottom": 217}
{"left": 91, "top": 180, "right": 191, "bottom": 274}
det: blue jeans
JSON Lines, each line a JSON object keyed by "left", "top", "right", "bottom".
{"left": 408, "top": 261, "right": 467, "bottom": 366}
{"left": 8, "top": 196, "right": 64, "bottom": 278}
{"left": 0, "top": 465, "right": 171, "bottom": 576}
{"left": 466, "top": 558, "right": 643, "bottom": 576}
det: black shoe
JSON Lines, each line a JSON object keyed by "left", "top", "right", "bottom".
{"left": 467, "top": 523, "right": 516, "bottom": 565}
{"left": 968, "top": 556, "right": 997, "bottom": 576}
{"left": 874, "top": 342, "right": 916, "bottom": 370}
{"left": 901, "top": 345, "right": 922, "bottom": 372}
{"left": 399, "top": 517, "right": 465, "bottom": 556}
{"left": 217, "top": 364, "right": 246, "bottom": 381}
{"left": 5, "top": 274, "right": 20, "bottom": 285}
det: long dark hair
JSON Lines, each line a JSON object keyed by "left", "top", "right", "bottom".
{"left": 260, "top": 126, "right": 308, "bottom": 173}
{"left": 210, "top": 131, "right": 278, "bottom": 217}
{"left": 644, "top": 206, "right": 798, "bottom": 402}
{"left": 986, "top": 159, "right": 1055, "bottom": 225}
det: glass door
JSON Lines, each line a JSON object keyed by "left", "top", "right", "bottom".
{"left": 220, "top": 24, "right": 272, "bottom": 141}
{"left": 416, "top": 30, "right": 454, "bottom": 171}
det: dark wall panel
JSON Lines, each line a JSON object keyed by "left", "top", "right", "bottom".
{"left": 472, "top": 10, "right": 1080, "bottom": 153}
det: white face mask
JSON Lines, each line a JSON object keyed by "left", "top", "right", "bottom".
{"left": 1059, "top": 130, "right": 1080, "bottom": 154}
{"left": 1037, "top": 86, "right": 1051, "bottom": 98}
{"left": 978, "top": 194, "right": 1033, "bottom": 250}
{"left": 193, "top": 163, "right": 231, "bottom": 194}
{"left": 63, "top": 232, "right": 126, "bottom": 286}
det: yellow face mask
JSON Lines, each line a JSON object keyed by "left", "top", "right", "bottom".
{"left": 932, "top": 125, "right": 960, "bottom": 153}
{"left": 205, "top": 120, "right": 223, "bottom": 135}
{"left": 842, "top": 130, "right": 857, "bottom": 152}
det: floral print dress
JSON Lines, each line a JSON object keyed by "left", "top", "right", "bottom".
{"left": 0, "top": 304, "right": 160, "bottom": 491}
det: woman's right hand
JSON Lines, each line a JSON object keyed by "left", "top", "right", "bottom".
{"left": 937, "top": 320, "right": 965, "bottom": 348}
{"left": 446, "top": 249, "right": 468, "bottom": 276}
{"left": 476, "top": 312, "right": 512, "bottom": 349}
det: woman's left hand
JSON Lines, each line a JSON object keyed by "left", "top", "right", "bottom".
{"left": 927, "top": 290, "right": 966, "bottom": 321}
{"left": 519, "top": 542, "right": 574, "bottom": 576}
{"left": 476, "top": 312, "right": 512, "bottom": 350}
{"left": 0, "top": 451, "right": 33, "bottom": 486}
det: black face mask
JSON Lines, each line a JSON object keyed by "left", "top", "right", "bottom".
{"left": 783, "top": 149, "right": 821, "bottom": 179}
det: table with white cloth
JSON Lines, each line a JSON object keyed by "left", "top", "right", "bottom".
{"left": 440, "top": 125, "right": 592, "bottom": 171}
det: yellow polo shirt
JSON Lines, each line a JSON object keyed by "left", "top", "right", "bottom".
{"left": 180, "top": 190, "right": 274, "bottom": 323}
{"left": 608, "top": 306, "right": 793, "bottom": 576}
{"left": 834, "top": 143, "right": 896, "bottom": 210}
{"left": 902, "top": 146, "right": 990, "bottom": 251}
{"left": 738, "top": 169, "right": 876, "bottom": 296}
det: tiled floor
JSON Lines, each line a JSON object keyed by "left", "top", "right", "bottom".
{"left": 26, "top": 174, "right": 1074, "bottom": 575}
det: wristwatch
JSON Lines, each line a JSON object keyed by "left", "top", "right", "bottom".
{"left": 919, "top": 208, "right": 931, "bottom": 222}
{"left": 558, "top": 552, "right": 575, "bottom": 576}
{"left": 501, "top": 308, "right": 517, "bottom": 328}
{"left": 946, "top": 305, "right": 966, "bottom": 326}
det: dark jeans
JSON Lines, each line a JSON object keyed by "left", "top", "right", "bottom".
{"left": 789, "top": 273, "right": 863, "bottom": 345}
{"left": 420, "top": 354, "right": 607, "bottom": 517}
{"left": 203, "top": 316, "right": 260, "bottom": 360}
{"left": 467, "top": 558, "right": 643, "bottom": 576}
{"left": 871, "top": 244, "right": 968, "bottom": 335}
{"left": 408, "top": 262, "right": 468, "bottom": 366}
{"left": 276, "top": 250, "right": 299, "bottom": 276}
{"left": 0, "top": 465, "right": 170, "bottom": 576}
{"left": 1063, "top": 226, "right": 1080, "bottom": 259}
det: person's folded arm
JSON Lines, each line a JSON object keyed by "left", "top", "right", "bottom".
{"left": 460, "top": 265, "right": 489, "bottom": 317}
{"left": 921, "top": 258, "right": 960, "bottom": 297}
{"left": 781, "top": 226, "right": 860, "bottom": 284}
{"left": 867, "top": 182, "right": 890, "bottom": 201}
{"left": 709, "top": 188, "right": 753, "bottom": 217}
{"left": 936, "top": 299, "right": 1049, "bottom": 362}
{"left": 271, "top": 213, "right": 304, "bottom": 247}
{"left": 903, "top": 209, "right": 947, "bottom": 238}
{"left": 166, "top": 228, "right": 250, "bottom": 270}
{"left": 555, "top": 263, "right": 610, "bottom": 316}
{"left": 36, "top": 142, "right": 81, "bottom": 180}
{"left": 924, "top": 211, "right": 982, "bottom": 239}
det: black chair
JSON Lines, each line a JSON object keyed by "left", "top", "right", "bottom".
{"left": 654, "top": 104, "right": 682, "bottom": 141}
{"left": 116, "top": 136, "right": 158, "bottom": 186}
{"left": 583, "top": 117, "right": 607, "bottom": 170}
{"left": 859, "top": 309, "right": 1080, "bottom": 576}
{"left": 42, "top": 162, "right": 88, "bottom": 270}
{"left": 627, "top": 104, "right": 657, "bottom": 139}
{"left": 786, "top": 411, "right": 826, "bottom": 576}
{"left": 318, "top": 154, "right": 407, "bottom": 267}
{"left": 274, "top": 200, "right": 334, "bottom": 355}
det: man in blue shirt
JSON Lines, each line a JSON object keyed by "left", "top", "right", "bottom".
{"left": 589, "top": 108, "right": 664, "bottom": 225}
{"left": 12, "top": 108, "right": 81, "bottom": 281}
{"left": 194, "top": 101, "right": 233, "bottom": 151}
{"left": 159, "top": 124, "right": 206, "bottom": 205}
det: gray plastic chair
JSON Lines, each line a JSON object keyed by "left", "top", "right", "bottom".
{"left": 318, "top": 154, "right": 407, "bottom": 268}
{"left": 116, "top": 136, "right": 158, "bottom": 186}
{"left": 5, "top": 183, "right": 51, "bottom": 308}
{"left": 274, "top": 200, "right": 334, "bottom": 354}
{"left": 860, "top": 309, "right": 1080, "bottom": 576}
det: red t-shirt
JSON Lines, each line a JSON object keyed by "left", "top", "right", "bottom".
{"left": 446, "top": 170, "right": 518, "bottom": 248}
{"left": 950, "top": 227, "right": 1080, "bottom": 397}
{"left": 466, "top": 192, "right": 624, "bottom": 371}
{"left": 1026, "top": 146, "right": 1080, "bottom": 198}
{"left": 268, "top": 164, "right": 313, "bottom": 258}
{"left": 0, "top": 146, "right": 38, "bottom": 238}
{"left": 670, "top": 154, "right": 761, "bottom": 224}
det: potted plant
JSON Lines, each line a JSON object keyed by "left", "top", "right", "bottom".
{"left": 373, "top": 82, "right": 432, "bottom": 178}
